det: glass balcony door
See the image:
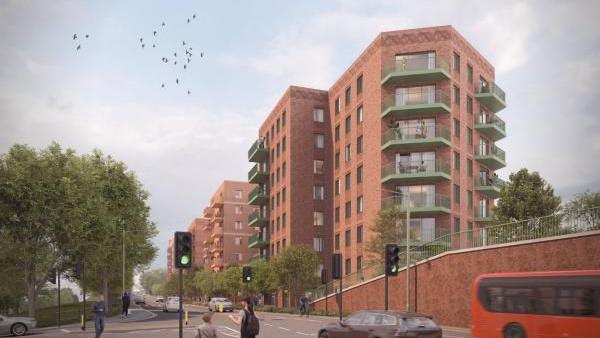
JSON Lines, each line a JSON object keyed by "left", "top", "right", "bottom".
{"left": 394, "top": 184, "right": 436, "bottom": 208}
{"left": 395, "top": 151, "right": 435, "bottom": 174}
{"left": 394, "top": 118, "right": 435, "bottom": 140}
{"left": 479, "top": 198, "right": 488, "bottom": 218}
{"left": 479, "top": 139, "right": 489, "bottom": 155}
{"left": 395, "top": 85, "right": 435, "bottom": 106}
{"left": 395, "top": 52, "right": 436, "bottom": 72}
{"left": 409, "top": 218, "right": 436, "bottom": 242}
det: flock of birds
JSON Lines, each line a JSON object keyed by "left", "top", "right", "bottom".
{"left": 73, "top": 13, "right": 203, "bottom": 95}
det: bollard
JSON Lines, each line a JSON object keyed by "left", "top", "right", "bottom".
{"left": 219, "top": 304, "right": 224, "bottom": 313}
{"left": 185, "top": 310, "right": 189, "bottom": 325}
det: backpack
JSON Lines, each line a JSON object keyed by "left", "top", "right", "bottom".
{"left": 243, "top": 309, "right": 260, "bottom": 336}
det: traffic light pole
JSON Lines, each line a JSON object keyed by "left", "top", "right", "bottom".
{"left": 178, "top": 268, "right": 183, "bottom": 338}
{"left": 384, "top": 274, "right": 388, "bottom": 310}
{"left": 57, "top": 271, "right": 61, "bottom": 328}
{"left": 405, "top": 208, "right": 410, "bottom": 312}
{"left": 324, "top": 282, "right": 328, "bottom": 316}
{"left": 338, "top": 276, "right": 342, "bottom": 321}
{"left": 82, "top": 260, "right": 86, "bottom": 331}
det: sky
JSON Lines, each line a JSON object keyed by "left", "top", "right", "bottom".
{"left": 1, "top": 0, "right": 599, "bottom": 270}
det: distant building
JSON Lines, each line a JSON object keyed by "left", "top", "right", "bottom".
{"left": 166, "top": 238, "right": 174, "bottom": 276}
{"left": 186, "top": 217, "right": 211, "bottom": 269}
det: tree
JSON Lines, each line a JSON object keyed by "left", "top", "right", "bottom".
{"left": 247, "top": 259, "right": 277, "bottom": 298}
{"left": 495, "top": 169, "right": 561, "bottom": 222}
{"left": 140, "top": 269, "right": 168, "bottom": 295}
{"left": 563, "top": 191, "right": 600, "bottom": 230}
{"left": 223, "top": 266, "right": 243, "bottom": 301}
{"left": 367, "top": 205, "right": 409, "bottom": 261}
{"left": 270, "top": 246, "right": 320, "bottom": 308}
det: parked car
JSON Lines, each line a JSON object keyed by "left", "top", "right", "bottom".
{"left": 133, "top": 293, "right": 145, "bottom": 304}
{"left": 208, "top": 297, "right": 234, "bottom": 312}
{"left": 162, "top": 296, "right": 180, "bottom": 312}
{"left": 318, "top": 310, "right": 442, "bottom": 338}
{"left": 0, "top": 315, "right": 37, "bottom": 337}
{"left": 155, "top": 296, "right": 165, "bottom": 303}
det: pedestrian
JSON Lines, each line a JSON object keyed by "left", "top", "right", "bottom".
{"left": 93, "top": 295, "right": 106, "bottom": 338}
{"left": 299, "top": 294, "right": 310, "bottom": 318}
{"left": 195, "top": 312, "right": 217, "bottom": 338}
{"left": 228, "top": 296, "right": 260, "bottom": 338}
{"left": 121, "top": 292, "right": 131, "bottom": 318}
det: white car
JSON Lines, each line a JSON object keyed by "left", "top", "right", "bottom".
{"left": 0, "top": 315, "right": 37, "bottom": 336}
{"left": 155, "top": 296, "right": 165, "bottom": 303}
{"left": 162, "top": 296, "right": 180, "bottom": 312}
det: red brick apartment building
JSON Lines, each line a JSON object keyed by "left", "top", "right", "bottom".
{"left": 201, "top": 180, "right": 260, "bottom": 272}
{"left": 167, "top": 238, "right": 174, "bottom": 275}
{"left": 248, "top": 25, "right": 506, "bottom": 280}
{"left": 186, "top": 217, "right": 211, "bottom": 268}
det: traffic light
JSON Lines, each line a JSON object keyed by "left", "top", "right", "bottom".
{"left": 48, "top": 269, "right": 57, "bottom": 284}
{"left": 385, "top": 244, "right": 401, "bottom": 276}
{"left": 331, "top": 254, "right": 342, "bottom": 279}
{"left": 242, "top": 266, "right": 252, "bottom": 283}
{"left": 174, "top": 231, "right": 193, "bottom": 269}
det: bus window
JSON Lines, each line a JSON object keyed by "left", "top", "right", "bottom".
{"left": 504, "top": 288, "right": 534, "bottom": 314}
{"left": 536, "top": 287, "right": 555, "bottom": 315}
{"left": 484, "top": 287, "right": 503, "bottom": 312}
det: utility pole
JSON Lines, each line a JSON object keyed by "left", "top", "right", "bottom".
{"left": 178, "top": 268, "right": 183, "bottom": 338}
{"left": 81, "top": 260, "right": 86, "bottom": 331}
{"left": 57, "top": 270, "right": 61, "bottom": 328}
{"left": 405, "top": 207, "right": 411, "bottom": 312}
{"left": 123, "top": 227, "right": 126, "bottom": 297}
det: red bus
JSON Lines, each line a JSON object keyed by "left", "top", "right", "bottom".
{"left": 471, "top": 270, "right": 600, "bottom": 338}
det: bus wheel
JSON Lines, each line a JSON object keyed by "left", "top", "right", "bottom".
{"left": 504, "top": 323, "right": 526, "bottom": 338}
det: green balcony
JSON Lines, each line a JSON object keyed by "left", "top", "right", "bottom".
{"left": 381, "top": 159, "right": 451, "bottom": 184}
{"left": 381, "top": 90, "right": 450, "bottom": 119}
{"left": 248, "top": 210, "right": 268, "bottom": 227}
{"left": 248, "top": 164, "right": 268, "bottom": 184}
{"left": 474, "top": 208, "right": 495, "bottom": 223}
{"left": 475, "top": 81, "right": 506, "bottom": 113}
{"left": 475, "top": 115, "right": 506, "bottom": 141}
{"left": 381, "top": 124, "right": 450, "bottom": 151}
{"left": 381, "top": 193, "right": 451, "bottom": 215}
{"left": 248, "top": 186, "right": 268, "bottom": 205}
{"left": 248, "top": 139, "right": 268, "bottom": 162}
{"left": 475, "top": 145, "right": 506, "bottom": 170}
{"left": 248, "top": 234, "right": 268, "bottom": 249}
{"left": 381, "top": 55, "right": 450, "bottom": 85}
{"left": 474, "top": 176, "right": 505, "bottom": 198}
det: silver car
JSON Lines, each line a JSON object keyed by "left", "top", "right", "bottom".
{"left": 208, "top": 297, "right": 234, "bottom": 312}
{"left": 0, "top": 315, "right": 37, "bottom": 336}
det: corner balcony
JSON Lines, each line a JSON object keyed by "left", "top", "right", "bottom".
{"left": 248, "top": 210, "right": 268, "bottom": 227}
{"left": 475, "top": 115, "right": 506, "bottom": 141}
{"left": 381, "top": 124, "right": 450, "bottom": 151}
{"left": 248, "top": 138, "right": 268, "bottom": 163}
{"left": 475, "top": 81, "right": 506, "bottom": 113}
{"left": 210, "top": 258, "right": 224, "bottom": 270}
{"left": 248, "top": 186, "right": 268, "bottom": 205}
{"left": 248, "top": 164, "right": 269, "bottom": 184}
{"left": 211, "top": 226, "right": 224, "bottom": 239}
{"left": 474, "top": 176, "right": 505, "bottom": 198}
{"left": 381, "top": 90, "right": 450, "bottom": 119}
{"left": 381, "top": 55, "right": 450, "bottom": 85}
{"left": 248, "top": 234, "right": 268, "bottom": 249}
{"left": 210, "top": 244, "right": 224, "bottom": 254}
{"left": 474, "top": 208, "right": 495, "bottom": 223}
{"left": 475, "top": 145, "right": 506, "bottom": 170}
{"left": 381, "top": 193, "right": 451, "bottom": 215}
{"left": 381, "top": 159, "right": 451, "bottom": 184}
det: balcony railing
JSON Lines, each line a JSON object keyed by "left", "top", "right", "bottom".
{"left": 381, "top": 54, "right": 450, "bottom": 84}
{"left": 474, "top": 175, "right": 505, "bottom": 198}
{"left": 475, "top": 81, "right": 506, "bottom": 112}
{"left": 248, "top": 234, "right": 268, "bottom": 249}
{"left": 474, "top": 145, "right": 506, "bottom": 169}
{"left": 248, "top": 186, "right": 268, "bottom": 205}
{"left": 381, "top": 159, "right": 450, "bottom": 183}
{"left": 248, "top": 210, "right": 268, "bottom": 227}
{"left": 475, "top": 115, "right": 506, "bottom": 141}
{"left": 248, "top": 164, "right": 269, "bottom": 183}
{"left": 381, "top": 89, "right": 450, "bottom": 118}
{"left": 248, "top": 138, "right": 268, "bottom": 162}
{"left": 310, "top": 207, "right": 600, "bottom": 302}
{"left": 381, "top": 124, "right": 450, "bottom": 149}
{"left": 381, "top": 192, "right": 451, "bottom": 213}
{"left": 474, "top": 208, "right": 495, "bottom": 222}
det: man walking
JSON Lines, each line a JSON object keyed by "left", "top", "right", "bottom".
{"left": 195, "top": 312, "right": 217, "bottom": 338}
{"left": 121, "top": 292, "right": 130, "bottom": 318}
{"left": 93, "top": 295, "right": 106, "bottom": 338}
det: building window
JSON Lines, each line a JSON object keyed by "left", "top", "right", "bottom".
{"left": 345, "top": 230, "right": 351, "bottom": 247}
{"left": 271, "top": 125, "right": 274, "bottom": 139}
{"left": 357, "top": 255, "right": 363, "bottom": 271}
{"left": 345, "top": 201, "right": 351, "bottom": 218}
{"left": 467, "top": 222, "right": 473, "bottom": 241}
{"left": 276, "top": 192, "right": 280, "bottom": 206}
{"left": 467, "top": 127, "right": 473, "bottom": 146}
{"left": 454, "top": 217, "right": 460, "bottom": 233}
{"left": 454, "top": 151, "right": 460, "bottom": 170}
{"left": 357, "top": 196, "right": 364, "bottom": 214}
{"left": 357, "top": 105, "right": 363, "bottom": 124}
{"left": 277, "top": 217, "right": 280, "bottom": 230}
{"left": 345, "top": 173, "right": 351, "bottom": 190}
{"left": 314, "top": 160, "right": 324, "bottom": 175}
{"left": 282, "top": 188, "right": 286, "bottom": 203}
{"left": 282, "top": 162, "right": 286, "bottom": 179}
{"left": 345, "top": 144, "right": 351, "bottom": 162}
{"left": 282, "top": 110, "right": 286, "bottom": 126}
{"left": 467, "top": 96, "right": 473, "bottom": 114}
{"left": 313, "top": 211, "right": 324, "bottom": 226}
{"left": 345, "top": 115, "right": 351, "bottom": 134}
{"left": 271, "top": 196, "right": 274, "bottom": 210}
{"left": 357, "top": 74, "right": 363, "bottom": 94}
{"left": 234, "top": 190, "right": 243, "bottom": 199}
{"left": 357, "top": 225, "right": 363, "bottom": 243}
{"left": 282, "top": 238, "right": 286, "bottom": 248}
{"left": 345, "top": 258, "right": 351, "bottom": 275}
{"left": 282, "top": 137, "right": 286, "bottom": 152}
{"left": 335, "top": 179, "right": 340, "bottom": 195}
{"left": 467, "top": 64, "right": 473, "bottom": 83}
{"left": 335, "top": 207, "right": 340, "bottom": 223}
{"left": 271, "top": 243, "right": 274, "bottom": 254}
{"left": 271, "top": 149, "right": 274, "bottom": 163}
{"left": 282, "top": 213, "right": 286, "bottom": 227}
{"left": 313, "top": 108, "right": 324, "bottom": 122}
{"left": 454, "top": 184, "right": 460, "bottom": 204}
{"left": 276, "top": 168, "right": 280, "bottom": 183}
{"left": 335, "top": 125, "right": 340, "bottom": 142}
{"left": 467, "top": 190, "right": 473, "bottom": 209}
{"left": 335, "top": 97, "right": 340, "bottom": 114}
{"left": 234, "top": 221, "right": 243, "bottom": 230}
{"left": 235, "top": 206, "right": 242, "bottom": 214}
{"left": 314, "top": 134, "right": 325, "bottom": 148}
{"left": 335, "top": 233, "right": 340, "bottom": 250}
{"left": 276, "top": 118, "right": 280, "bottom": 133}
{"left": 335, "top": 152, "right": 340, "bottom": 169}
{"left": 313, "top": 237, "right": 324, "bottom": 252}
{"left": 454, "top": 118, "right": 460, "bottom": 139}
{"left": 453, "top": 52, "right": 460, "bottom": 73}
{"left": 357, "top": 135, "right": 363, "bottom": 154}
{"left": 345, "top": 86, "right": 351, "bottom": 106}
{"left": 357, "top": 165, "right": 363, "bottom": 184}
{"left": 276, "top": 241, "right": 280, "bottom": 254}
{"left": 314, "top": 185, "right": 324, "bottom": 200}
{"left": 454, "top": 85, "right": 460, "bottom": 105}
{"left": 277, "top": 143, "right": 280, "bottom": 157}
{"left": 235, "top": 237, "right": 243, "bottom": 245}
{"left": 467, "top": 159, "right": 473, "bottom": 177}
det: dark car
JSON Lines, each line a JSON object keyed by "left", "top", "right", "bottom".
{"left": 318, "top": 310, "right": 442, "bottom": 338}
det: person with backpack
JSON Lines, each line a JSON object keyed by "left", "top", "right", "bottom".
{"left": 229, "top": 296, "right": 260, "bottom": 338}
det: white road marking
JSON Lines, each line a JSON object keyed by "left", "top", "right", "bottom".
{"left": 60, "top": 329, "right": 71, "bottom": 333}
{"left": 296, "top": 331, "right": 313, "bottom": 336}
{"left": 219, "top": 325, "right": 240, "bottom": 333}
{"left": 278, "top": 326, "right": 291, "bottom": 331}
{"left": 264, "top": 323, "right": 274, "bottom": 326}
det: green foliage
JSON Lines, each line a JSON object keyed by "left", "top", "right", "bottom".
{"left": 563, "top": 191, "right": 600, "bottom": 230}
{"left": 367, "top": 205, "right": 408, "bottom": 260}
{"left": 140, "top": 269, "right": 168, "bottom": 295}
{"left": 247, "top": 259, "right": 277, "bottom": 296}
{"left": 495, "top": 168, "right": 561, "bottom": 222}
{"left": 270, "top": 246, "right": 320, "bottom": 307}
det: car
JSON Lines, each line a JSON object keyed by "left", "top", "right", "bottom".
{"left": 0, "top": 315, "right": 37, "bottom": 337}
{"left": 208, "top": 297, "right": 234, "bottom": 312}
{"left": 133, "top": 293, "right": 145, "bottom": 304}
{"left": 155, "top": 296, "right": 165, "bottom": 303}
{"left": 162, "top": 296, "right": 180, "bottom": 312}
{"left": 317, "top": 310, "right": 442, "bottom": 338}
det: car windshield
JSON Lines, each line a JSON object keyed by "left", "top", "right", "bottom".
{"left": 168, "top": 297, "right": 179, "bottom": 301}
{"left": 403, "top": 317, "right": 437, "bottom": 329}
{"left": 213, "top": 298, "right": 229, "bottom": 302}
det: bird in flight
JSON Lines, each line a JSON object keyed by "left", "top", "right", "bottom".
{"left": 73, "top": 34, "right": 78, "bottom": 40}
{"left": 162, "top": 22, "right": 166, "bottom": 27}
{"left": 187, "top": 90, "right": 191, "bottom": 95}
{"left": 187, "top": 18, "right": 190, "bottom": 23}
{"left": 141, "top": 44, "right": 145, "bottom": 48}
{"left": 153, "top": 31, "right": 157, "bottom": 36}
{"left": 139, "top": 37, "right": 143, "bottom": 43}
{"left": 176, "top": 78, "right": 179, "bottom": 84}
{"left": 174, "top": 52, "right": 177, "bottom": 57}
{"left": 182, "top": 41, "right": 186, "bottom": 46}
{"left": 200, "top": 52, "right": 203, "bottom": 57}
{"left": 174, "top": 61, "right": 177, "bottom": 65}
{"left": 76, "top": 45, "right": 81, "bottom": 51}
{"left": 187, "top": 58, "right": 191, "bottom": 63}
{"left": 193, "top": 14, "right": 196, "bottom": 19}
{"left": 152, "top": 44, "right": 156, "bottom": 48}
{"left": 161, "top": 83, "right": 165, "bottom": 88}
{"left": 85, "top": 34, "right": 89, "bottom": 38}
{"left": 183, "top": 64, "right": 187, "bottom": 69}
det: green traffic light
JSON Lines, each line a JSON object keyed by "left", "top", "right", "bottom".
{"left": 180, "top": 255, "right": 190, "bottom": 265}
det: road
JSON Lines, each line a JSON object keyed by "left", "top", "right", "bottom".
{"left": 28, "top": 298, "right": 471, "bottom": 338}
